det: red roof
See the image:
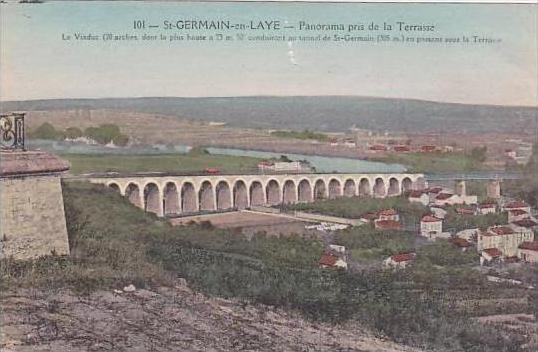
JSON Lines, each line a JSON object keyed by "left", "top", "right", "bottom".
{"left": 489, "top": 226, "right": 515, "bottom": 236}
{"left": 369, "top": 144, "right": 387, "bottom": 151}
{"left": 426, "top": 187, "right": 443, "bottom": 194}
{"left": 456, "top": 208, "right": 475, "bottom": 215}
{"left": 482, "top": 248, "right": 502, "bottom": 257}
{"left": 509, "top": 209, "right": 528, "bottom": 216}
{"left": 319, "top": 253, "right": 340, "bottom": 266}
{"left": 436, "top": 193, "right": 453, "bottom": 200}
{"left": 205, "top": 167, "right": 220, "bottom": 174}
{"left": 393, "top": 146, "right": 410, "bottom": 152}
{"left": 408, "top": 190, "right": 424, "bottom": 198}
{"left": 511, "top": 219, "right": 538, "bottom": 228}
{"left": 519, "top": 241, "right": 538, "bottom": 251}
{"left": 420, "top": 145, "right": 437, "bottom": 152}
{"left": 505, "top": 201, "right": 528, "bottom": 209}
{"left": 378, "top": 209, "right": 397, "bottom": 216}
{"left": 361, "top": 211, "right": 378, "bottom": 220}
{"left": 374, "top": 220, "right": 402, "bottom": 230}
{"left": 479, "top": 203, "right": 496, "bottom": 208}
{"left": 450, "top": 237, "right": 472, "bottom": 248}
{"left": 422, "top": 215, "right": 442, "bottom": 223}
{"left": 390, "top": 252, "right": 416, "bottom": 263}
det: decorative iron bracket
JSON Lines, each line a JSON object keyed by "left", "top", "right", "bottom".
{"left": 0, "top": 112, "right": 25, "bottom": 150}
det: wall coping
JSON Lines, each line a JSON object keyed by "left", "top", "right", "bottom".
{"left": 0, "top": 151, "right": 69, "bottom": 177}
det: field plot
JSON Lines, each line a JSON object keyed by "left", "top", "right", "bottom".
{"left": 170, "top": 211, "right": 320, "bottom": 237}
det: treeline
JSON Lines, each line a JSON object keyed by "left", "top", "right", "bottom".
{"left": 29, "top": 122, "right": 129, "bottom": 146}
{"left": 1, "top": 182, "right": 532, "bottom": 352}
{"left": 270, "top": 129, "right": 329, "bottom": 142}
{"left": 284, "top": 196, "right": 429, "bottom": 223}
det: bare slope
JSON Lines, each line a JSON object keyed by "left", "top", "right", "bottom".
{"left": 1, "top": 283, "right": 418, "bottom": 352}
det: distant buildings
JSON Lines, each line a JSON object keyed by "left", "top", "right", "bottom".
{"left": 257, "top": 160, "right": 313, "bottom": 173}
{"left": 502, "top": 200, "right": 531, "bottom": 214}
{"left": 319, "top": 245, "right": 348, "bottom": 269}
{"left": 384, "top": 252, "right": 416, "bottom": 269}
{"left": 319, "top": 253, "right": 348, "bottom": 269}
{"left": 420, "top": 215, "right": 446, "bottom": 239}
{"left": 478, "top": 200, "right": 497, "bottom": 215}
{"left": 374, "top": 220, "right": 402, "bottom": 231}
{"left": 408, "top": 190, "right": 429, "bottom": 206}
{"left": 477, "top": 225, "right": 534, "bottom": 258}
{"left": 518, "top": 242, "right": 538, "bottom": 263}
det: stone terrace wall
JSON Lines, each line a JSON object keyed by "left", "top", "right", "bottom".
{"left": 0, "top": 151, "right": 70, "bottom": 260}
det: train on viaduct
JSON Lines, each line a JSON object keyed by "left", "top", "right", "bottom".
{"left": 85, "top": 173, "right": 427, "bottom": 217}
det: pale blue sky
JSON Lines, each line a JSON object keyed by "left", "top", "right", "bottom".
{"left": 1, "top": 2, "right": 536, "bottom": 106}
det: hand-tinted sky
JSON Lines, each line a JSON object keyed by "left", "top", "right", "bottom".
{"left": 1, "top": 2, "right": 536, "bottom": 106}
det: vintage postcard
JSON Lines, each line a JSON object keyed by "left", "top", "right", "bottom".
{"left": 1, "top": 1, "right": 537, "bottom": 351}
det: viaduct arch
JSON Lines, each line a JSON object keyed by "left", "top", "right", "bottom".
{"left": 98, "top": 173, "right": 426, "bottom": 217}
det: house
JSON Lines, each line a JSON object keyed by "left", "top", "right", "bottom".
{"left": 430, "top": 206, "right": 448, "bottom": 219}
{"left": 319, "top": 252, "right": 348, "bottom": 269}
{"left": 408, "top": 190, "right": 429, "bottom": 206}
{"left": 480, "top": 248, "right": 503, "bottom": 266}
{"left": 455, "top": 228, "right": 479, "bottom": 242}
{"left": 434, "top": 193, "right": 478, "bottom": 207}
{"left": 384, "top": 252, "right": 416, "bottom": 269}
{"left": 478, "top": 200, "right": 497, "bottom": 215}
{"left": 477, "top": 225, "right": 535, "bottom": 257}
{"left": 257, "top": 160, "right": 311, "bottom": 173}
{"left": 393, "top": 145, "right": 411, "bottom": 153}
{"left": 455, "top": 207, "right": 475, "bottom": 216}
{"left": 329, "top": 244, "right": 346, "bottom": 255}
{"left": 374, "top": 219, "right": 402, "bottom": 231}
{"left": 425, "top": 187, "right": 443, "bottom": 203}
{"left": 508, "top": 209, "right": 529, "bottom": 223}
{"left": 420, "top": 215, "right": 443, "bottom": 239}
{"left": 450, "top": 237, "right": 473, "bottom": 251}
{"left": 504, "top": 149, "right": 517, "bottom": 159}
{"left": 502, "top": 200, "right": 531, "bottom": 214}
{"left": 435, "top": 193, "right": 454, "bottom": 206}
{"left": 360, "top": 211, "right": 379, "bottom": 223}
{"left": 511, "top": 218, "right": 538, "bottom": 230}
{"left": 369, "top": 144, "right": 387, "bottom": 152}
{"left": 377, "top": 209, "right": 399, "bottom": 221}
{"left": 518, "top": 241, "right": 538, "bottom": 263}
{"left": 420, "top": 145, "right": 437, "bottom": 153}
{"left": 361, "top": 209, "right": 400, "bottom": 224}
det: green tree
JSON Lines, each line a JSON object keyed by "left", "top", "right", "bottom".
{"left": 469, "top": 146, "right": 487, "bottom": 163}
{"left": 30, "top": 122, "right": 61, "bottom": 140}
{"left": 83, "top": 124, "right": 128, "bottom": 145}
{"left": 64, "top": 127, "right": 83, "bottom": 139}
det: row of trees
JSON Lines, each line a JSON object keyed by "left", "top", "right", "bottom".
{"left": 30, "top": 122, "right": 129, "bottom": 146}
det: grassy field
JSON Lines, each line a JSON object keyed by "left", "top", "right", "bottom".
{"left": 61, "top": 152, "right": 263, "bottom": 174}
{"left": 371, "top": 152, "right": 488, "bottom": 173}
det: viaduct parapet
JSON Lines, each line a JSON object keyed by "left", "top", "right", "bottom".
{"left": 86, "top": 173, "right": 427, "bottom": 217}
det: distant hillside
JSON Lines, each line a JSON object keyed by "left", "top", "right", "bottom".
{"left": 2, "top": 96, "right": 537, "bottom": 133}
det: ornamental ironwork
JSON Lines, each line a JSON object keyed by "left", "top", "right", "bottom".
{"left": 0, "top": 112, "right": 25, "bottom": 150}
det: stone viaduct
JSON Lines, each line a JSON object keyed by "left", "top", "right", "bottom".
{"left": 86, "top": 173, "right": 427, "bottom": 217}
